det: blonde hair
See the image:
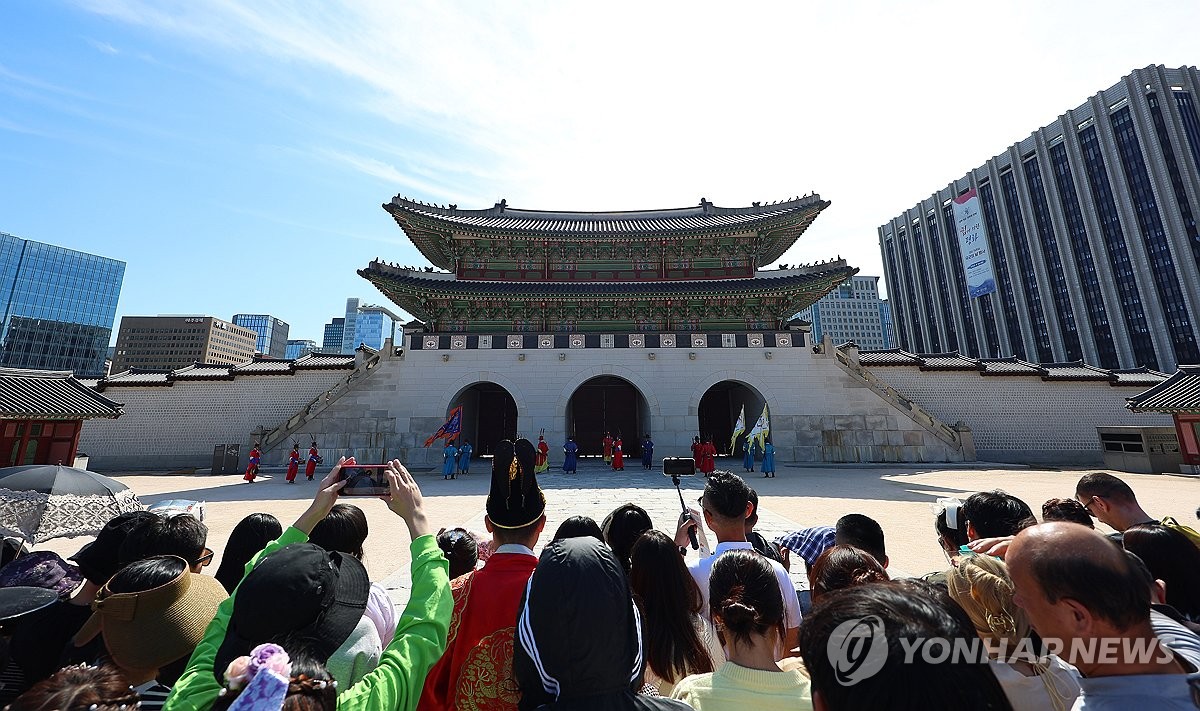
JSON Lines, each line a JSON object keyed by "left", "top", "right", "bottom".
{"left": 945, "top": 555, "right": 1030, "bottom": 648}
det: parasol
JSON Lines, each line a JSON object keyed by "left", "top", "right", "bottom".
{"left": 0, "top": 465, "right": 143, "bottom": 543}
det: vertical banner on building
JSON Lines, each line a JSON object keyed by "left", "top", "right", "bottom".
{"left": 952, "top": 188, "right": 997, "bottom": 298}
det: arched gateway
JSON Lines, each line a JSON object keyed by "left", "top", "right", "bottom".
{"left": 567, "top": 376, "right": 650, "bottom": 457}
{"left": 448, "top": 382, "right": 517, "bottom": 456}
{"left": 698, "top": 380, "right": 766, "bottom": 457}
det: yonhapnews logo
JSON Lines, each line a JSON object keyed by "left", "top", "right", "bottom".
{"left": 826, "top": 615, "right": 887, "bottom": 686}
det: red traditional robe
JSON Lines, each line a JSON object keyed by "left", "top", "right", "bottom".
{"left": 416, "top": 552, "right": 538, "bottom": 711}
{"left": 612, "top": 438, "right": 624, "bottom": 470}
{"left": 534, "top": 439, "right": 549, "bottom": 473}
{"left": 305, "top": 446, "right": 319, "bottom": 479}
{"left": 285, "top": 449, "right": 300, "bottom": 482}
{"left": 691, "top": 441, "right": 703, "bottom": 467}
{"left": 602, "top": 435, "right": 614, "bottom": 463}
{"left": 243, "top": 447, "right": 261, "bottom": 481}
{"left": 700, "top": 442, "right": 717, "bottom": 474}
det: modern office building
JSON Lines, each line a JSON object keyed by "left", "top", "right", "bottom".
{"left": 321, "top": 317, "right": 345, "bottom": 354}
{"left": 285, "top": 339, "right": 318, "bottom": 360}
{"left": 111, "top": 316, "right": 257, "bottom": 372}
{"left": 0, "top": 232, "right": 125, "bottom": 378}
{"left": 879, "top": 300, "right": 895, "bottom": 349}
{"left": 796, "top": 275, "right": 889, "bottom": 349}
{"left": 879, "top": 65, "right": 1200, "bottom": 372}
{"left": 231, "top": 314, "right": 290, "bottom": 358}
{"left": 340, "top": 298, "right": 362, "bottom": 355}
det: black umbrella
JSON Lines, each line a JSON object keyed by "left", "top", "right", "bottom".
{"left": 0, "top": 465, "right": 143, "bottom": 543}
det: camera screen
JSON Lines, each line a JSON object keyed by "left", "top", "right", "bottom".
{"left": 339, "top": 466, "right": 390, "bottom": 496}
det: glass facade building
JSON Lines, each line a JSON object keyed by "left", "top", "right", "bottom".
{"left": 0, "top": 232, "right": 124, "bottom": 378}
{"left": 796, "top": 276, "right": 889, "bottom": 350}
{"left": 285, "top": 339, "right": 317, "bottom": 359}
{"left": 329, "top": 298, "right": 397, "bottom": 354}
{"left": 321, "top": 318, "right": 345, "bottom": 354}
{"left": 879, "top": 65, "right": 1200, "bottom": 371}
{"left": 231, "top": 314, "right": 290, "bottom": 358}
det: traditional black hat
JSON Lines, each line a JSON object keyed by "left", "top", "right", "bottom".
{"left": 486, "top": 439, "right": 545, "bottom": 529}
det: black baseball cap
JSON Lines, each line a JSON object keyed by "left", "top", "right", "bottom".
{"left": 213, "top": 543, "right": 370, "bottom": 680}
{"left": 70, "top": 511, "right": 157, "bottom": 585}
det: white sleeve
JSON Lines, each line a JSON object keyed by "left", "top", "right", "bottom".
{"left": 775, "top": 563, "right": 802, "bottom": 628}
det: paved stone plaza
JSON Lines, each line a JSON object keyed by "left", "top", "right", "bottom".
{"left": 31, "top": 461, "right": 1200, "bottom": 609}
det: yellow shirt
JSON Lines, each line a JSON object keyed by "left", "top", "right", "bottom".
{"left": 670, "top": 661, "right": 813, "bottom": 711}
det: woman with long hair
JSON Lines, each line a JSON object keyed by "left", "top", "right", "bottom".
{"left": 946, "top": 555, "right": 1081, "bottom": 711}
{"left": 1122, "top": 523, "right": 1200, "bottom": 622}
{"left": 628, "top": 530, "right": 722, "bottom": 695}
{"left": 215, "top": 513, "right": 282, "bottom": 593}
{"left": 670, "top": 550, "right": 811, "bottom": 710}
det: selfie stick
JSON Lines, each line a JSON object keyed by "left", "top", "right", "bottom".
{"left": 671, "top": 472, "right": 699, "bottom": 550}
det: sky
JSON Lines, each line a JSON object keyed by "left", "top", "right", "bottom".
{"left": 1, "top": 1, "right": 1198, "bottom": 345}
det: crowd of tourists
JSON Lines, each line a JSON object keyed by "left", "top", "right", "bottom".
{"left": 0, "top": 444, "right": 1198, "bottom": 710}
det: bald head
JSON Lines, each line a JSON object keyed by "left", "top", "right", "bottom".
{"left": 1009, "top": 522, "right": 1148, "bottom": 632}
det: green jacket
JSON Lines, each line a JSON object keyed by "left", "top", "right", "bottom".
{"left": 164, "top": 527, "right": 451, "bottom": 711}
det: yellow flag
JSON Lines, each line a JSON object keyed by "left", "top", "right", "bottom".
{"left": 729, "top": 405, "right": 746, "bottom": 453}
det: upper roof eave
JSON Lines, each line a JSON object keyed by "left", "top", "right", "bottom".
{"left": 1126, "top": 365, "right": 1200, "bottom": 412}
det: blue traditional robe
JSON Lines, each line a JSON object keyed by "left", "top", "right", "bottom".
{"left": 762, "top": 442, "right": 776, "bottom": 474}
{"left": 641, "top": 438, "right": 654, "bottom": 467}
{"left": 442, "top": 444, "right": 458, "bottom": 476}
{"left": 457, "top": 443, "right": 473, "bottom": 472}
{"left": 743, "top": 440, "right": 757, "bottom": 471}
{"left": 562, "top": 440, "right": 578, "bottom": 472}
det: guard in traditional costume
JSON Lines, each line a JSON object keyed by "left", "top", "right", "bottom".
{"left": 762, "top": 441, "right": 776, "bottom": 478}
{"left": 641, "top": 434, "right": 654, "bottom": 470}
{"left": 691, "top": 437, "right": 703, "bottom": 470}
{"left": 611, "top": 436, "right": 624, "bottom": 471}
{"left": 534, "top": 435, "right": 550, "bottom": 474}
{"left": 700, "top": 438, "right": 716, "bottom": 475}
{"left": 602, "top": 432, "right": 614, "bottom": 464}
{"left": 743, "top": 437, "right": 758, "bottom": 472}
{"left": 243, "top": 443, "right": 261, "bottom": 482}
{"left": 442, "top": 440, "right": 459, "bottom": 480}
{"left": 416, "top": 439, "right": 545, "bottom": 711}
{"left": 562, "top": 437, "right": 578, "bottom": 474}
{"left": 457, "top": 439, "right": 473, "bottom": 475}
{"left": 305, "top": 440, "right": 321, "bottom": 481}
{"left": 284, "top": 442, "right": 300, "bottom": 483}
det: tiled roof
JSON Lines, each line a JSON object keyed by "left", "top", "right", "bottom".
{"left": 853, "top": 348, "right": 1166, "bottom": 388}
{"left": 1110, "top": 367, "right": 1171, "bottom": 387}
{"left": 978, "top": 358, "right": 1044, "bottom": 375}
{"left": 94, "top": 355, "right": 356, "bottom": 390}
{"left": 171, "top": 363, "right": 236, "bottom": 380}
{"left": 1039, "top": 361, "right": 1116, "bottom": 381}
{"left": 0, "top": 367, "right": 122, "bottom": 420}
{"left": 1126, "top": 365, "right": 1200, "bottom": 413}
{"left": 386, "top": 195, "right": 825, "bottom": 235}
{"left": 917, "top": 353, "right": 980, "bottom": 371}
{"left": 857, "top": 349, "right": 921, "bottom": 366}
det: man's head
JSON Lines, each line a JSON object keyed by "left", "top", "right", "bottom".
{"left": 1041, "top": 498, "right": 1094, "bottom": 528}
{"left": 1006, "top": 522, "right": 1150, "bottom": 661}
{"left": 1075, "top": 472, "right": 1146, "bottom": 531}
{"left": 118, "top": 513, "right": 210, "bottom": 572}
{"left": 800, "top": 582, "right": 1011, "bottom": 711}
{"left": 745, "top": 488, "right": 761, "bottom": 531}
{"left": 485, "top": 439, "right": 546, "bottom": 547}
{"left": 961, "top": 490, "right": 1036, "bottom": 541}
{"left": 70, "top": 511, "right": 158, "bottom": 586}
{"left": 700, "top": 472, "right": 752, "bottom": 538}
{"left": 834, "top": 514, "right": 887, "bottom": 568}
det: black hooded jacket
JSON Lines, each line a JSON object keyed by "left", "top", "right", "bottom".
{"left": 514, "top": 537, "right": 692, "bottom": 711}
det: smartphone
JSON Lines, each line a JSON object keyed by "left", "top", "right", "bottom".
{"left": 338, "top": 464, "right": 391, "bottom": 497}
{"left": 662, "top": 457, "right": 696, "bottom": 477}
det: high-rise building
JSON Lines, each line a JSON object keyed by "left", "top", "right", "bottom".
{"left": 0, "top": 232, "right": 125, "bottom": 378}
{"left": 231, "top": 314, "right": 290, "bottom": 358}
{"left": 796, "top": 275, "right": 889, "bottom": 349}
{"left": 321, "top": 317, "right": 345, "bottom": 354}
{"left": 879, "top": 300, "right": 895, "bottom": 349}
{"left": 879, "top": 65, "right": 1200, "bottom": 371}
{"left": 285, "top": 339, "right": 318, "bottom": 359}
{"left": 111, "top": 316, "right": 257, "bottom": 372}
{"left": 340, "top": 298, "right": 362, "bottom": 355}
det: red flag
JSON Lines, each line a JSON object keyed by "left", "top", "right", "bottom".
{"left": 424, "top": 406, "right": 463, "bottom": 447}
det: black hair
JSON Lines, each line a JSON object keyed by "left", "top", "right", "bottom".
{"left": 119, "top": 514, "right": 208, "bottom": 567}
{"left": 961, "top": 491, "right": 1036, "bottom": 539}
{"left": 211, "top": 649, "right": 335, "bottom": 711}
{"left": 8, "top": 663, "right": 140, "bottom": 711}
{"left": 746, "top": 488, "right": 760, "bottom": 527}
{"left": 308, "top": 504, "right": 368, "bottom": 560}
{"left": 106, "top": 555, "right": 187, "bottom": 594}
{"left": 491, "top": 517, "right": 543, "bottom": 546}
{"left": 702, "top": 472, "right": 751, "bottom": 520}
{"left": 1075, "top": 472, "right": 1137, "bottom": 504}
{"left": 436, "top": 528, "right": 479, "bottom": 579}
{"left": 552, "top": 516, "right": 604, "bottom": 542}
{"left": 935, "top": 506, "right": 969, "bottom": 550}
{"left": 1041, "top": 498, "right": 1094, "bottom": 528}
{"left": 809, "top": 545, "right": 888, "bottom": 602}
{"left": 800, "top": 582, "right": 1013, "bottom": 711}
{"left": 1122, "top": 524, "right": 1200, "bottom": 620}
{"left": 1025, "top": 535, "right": 1148, "bottom": 630}
{"left": 708, "top": 549, "right": 784, "bottom": 649}
{"left": 629, "top": 530, "right": 713, "bottom": 683}
{"left": 835, "top": 513, "right": 886, "bottom": 564}
{"left": 215, "top": 513, "right": 283, "bottom": 593}
{"left": 603, "top": 504, "right": 653, "bottom": 574}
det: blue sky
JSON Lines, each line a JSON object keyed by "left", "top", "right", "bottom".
{"left": 1, "top": 1, "right": 1198, "bottom": 345}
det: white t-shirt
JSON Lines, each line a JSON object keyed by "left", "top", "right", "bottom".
{"left": 687, "top": 541, "right": 802, "bottom": 631}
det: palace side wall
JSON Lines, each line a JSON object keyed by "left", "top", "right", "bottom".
{"left": 78, "top": 371, "right": 348, "bottom": 470}
{"left": 863, "top": 366, "right": 1172, "bottom": 464}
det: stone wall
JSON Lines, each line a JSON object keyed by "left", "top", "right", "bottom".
{"left": 78, "top": 370, "right": 348, "bottom": 470}
{"left": 863, "top": 365, "right": 1171, "bottom": 464}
